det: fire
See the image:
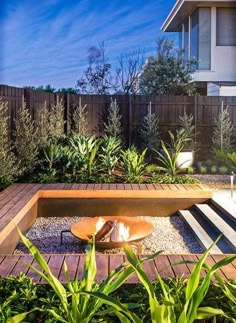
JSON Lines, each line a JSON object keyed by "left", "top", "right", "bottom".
{"left": 95, "top": 217, "right": 130, "bottom": 242}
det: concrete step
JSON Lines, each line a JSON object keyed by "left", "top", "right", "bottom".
{"left": 210, "top": 198, "right": 236, "bottom": 230}
{"left": 195, "top": 204, "right": 236, "bottom": 253}
{"left": 179, "top": 210, "right": 222, "bottom": 254}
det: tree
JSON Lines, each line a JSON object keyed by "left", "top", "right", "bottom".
{"left": 76, "top": 42, "right": 115, "bottom": 94}
{"left": 57, "top": 88, "right": 77, "bottom": 94}
{"left": 24, "top": 84, "right": 56, "bottom": 93}
{"left": 116, "top": 50, "right": 145, "bottom": 94}
{"left": 139, "top": 38, "right": 196, "bottom": 95}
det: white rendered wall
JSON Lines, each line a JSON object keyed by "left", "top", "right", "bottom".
{"left": 219, "top": 86, "right": 236, "bottom": 96}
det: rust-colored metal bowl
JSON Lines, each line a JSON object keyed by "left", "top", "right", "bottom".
{"left": 70, "top": 216, "right": 154, "bottom": 249}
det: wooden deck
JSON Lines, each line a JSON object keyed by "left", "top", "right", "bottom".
{"left": 0, "top": 253, "right": 235, "bottom": 283}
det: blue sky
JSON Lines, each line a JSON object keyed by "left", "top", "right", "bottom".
{"left": 1, "top": 0, "right": 176, "bottom": 89}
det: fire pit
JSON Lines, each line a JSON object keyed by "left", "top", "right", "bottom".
{"left": 70, "top": 216, "right": 154, "bottom": 252}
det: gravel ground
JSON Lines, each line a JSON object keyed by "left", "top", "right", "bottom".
{"left": 193, "top": 174, "right": 231, "bottom": 189}
{"left": 14, "top": 216, "right": 203, "bottom": 255}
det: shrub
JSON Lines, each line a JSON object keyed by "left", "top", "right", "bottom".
{"left": 179, "top": 108, "right": 195, "bottom": 150}
{"left": 99, "top": 135, "right": 121, "bottom": 176}
{"left": 212, "top": 106, "right": 233, "bottom": 152}
{"left": 219, "top": 166, "right": 228, "bottom": 175}
{"left": 140, "top": 102, "right": 160, "bottom": 158}
{"left": 210, "top": 165, "right": 217, "bottom": 174}
{"left": 199, "top": 166, "right": 207, "bottom": 174}
{"left": 0, "top": 98, "right": 18, "bottom": 189}
{"left": 37, "top": 102, "right": 51, "bottom": 148}
{"left": 146, "top": 174, "right": 199, "bottom": 184}
{"left": 72, "top": 97, "right": 88, "bottom": 136}
{"left": 121, "top": 146, "right": 147, "bottom": 183}
{"left": 187, "top": 166, "right": 195, "bottom": 175}
{"left": 104, "top": 98, "right": 123, "bottom": 138}
{"left": 15, "top": 101, "right": 39, "bottom": 176}
{"left": 145, "top": 163, "right": 161, "bottom": 175}
{"left": 48, "top": 98, "right": 65, "bottom": 143}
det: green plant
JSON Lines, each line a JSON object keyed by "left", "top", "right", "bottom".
{"left": 43, "top": 142, "right": 61, "bottom": 169}
{"left": 145, "top": 164, "right": 161, "bottom": 175}
{"left": 69, "top": 135, "right": 99, "bottom": 181}
{"left": 14, "top": 230, "right": 141, "bottom": 323}
{"left": 199, "top": 166, "right": 207, "bottom": 174}
{"left": 155, "top": 130, "right": 190, "bottom": 177}
{"left": 179, "top": 109, "right": 195, "bottom": 150}
{"left": 219, "top": 166, "right": 228, "bottom": 175}
{"left": 14, "top": 101, "right": 39, "bottom": 176}
{"left": 37, "top": 102, "right": 51, "bottom": 148}
{"left": 187, "top": 166, "right": 195, "bottom": 175}
{"left": 212, "top": 105, "right": 233, "bottom": 152}
{"left": 48, "top": 98, "right": 65, "bottom": 143}
{"left": 121, "top": 146, "right": 147, "bottom": 183}
{"left": 0, "top": 98, "right": 18, "bottom": 189}
{"left": 146, "top": 174, "right": 199, "bottom": 184}
{"left": 104, "top": 98, "right": 123, "bottom": 138}
{"left": 140, "top": 102, "right": 160, "bottom": 157}
{"left": 37, "top": 168, "right": 58, "bottom": 183}
{"left": 99, "top": 135, "right": 121, "bottom": 175}
{"left": 72, "top": 97, "right": 88, "bottom": 136}
{"left": 210, "top": 165, "right": 217, "bottom": 174}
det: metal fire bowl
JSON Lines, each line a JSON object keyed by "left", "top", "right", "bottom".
{"left": 71, "top": 216, "right": 154, "bottom": 249}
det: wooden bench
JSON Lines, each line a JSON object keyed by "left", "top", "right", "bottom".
{"left": 0, "top": 253, "right": 235, "bottom": 283}
{"left": 0, "top": 183, "right": 212, "bottom": 253}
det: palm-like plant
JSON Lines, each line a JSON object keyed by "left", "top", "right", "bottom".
{"left": 121, "top": 146, "right": 147, "bottom": 183}
{"left": 99, "top": 135, "right": 121, "bottom": 176}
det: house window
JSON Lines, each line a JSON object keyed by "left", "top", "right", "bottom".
{"left": 190, "top": 8, "right": 211, "bottom": 70}
{"left": 217, "top": 8, "right": 236, "bottom": 46}
{"left": 184, "top": 20, "right": 189, "bottom": 62}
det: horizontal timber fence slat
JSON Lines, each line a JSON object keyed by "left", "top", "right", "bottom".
{"left": 1, "top": 84, "right": 236, "bottom": 159}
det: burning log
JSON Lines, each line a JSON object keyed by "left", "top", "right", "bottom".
{"left": 95, "top": 220, "right": 113, "bottom": 241}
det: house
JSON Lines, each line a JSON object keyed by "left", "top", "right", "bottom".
{"left": 161, "top": 0, "right": 236, "bottom": 96}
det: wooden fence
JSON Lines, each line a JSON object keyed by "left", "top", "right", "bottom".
{"left": 1, "top": 84, "right": 236, "bottom": 159}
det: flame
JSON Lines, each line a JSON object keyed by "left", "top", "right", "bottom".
{"left": 95, "top": 217, "right": 106, "bottom": 233}
{"left": 111, "top": 221, "right": 130, "bottom": 242}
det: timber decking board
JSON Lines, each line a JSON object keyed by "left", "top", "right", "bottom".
{"left": 0, "top": 254, "right": 235, "bottom": 282}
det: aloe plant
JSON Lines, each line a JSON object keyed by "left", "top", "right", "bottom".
{"left": 121, "top": 146, "right": 147, "bottom": 183}
{"left": 43, "top": 142, "right": 61, "bottom": 169}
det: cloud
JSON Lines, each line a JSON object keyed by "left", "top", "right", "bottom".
{"left": 1, "top": 0, "right": 176, "bottom": 88}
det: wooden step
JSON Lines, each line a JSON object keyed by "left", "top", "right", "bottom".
{"left": 179, "top": 210, "right": 222, "bottom": 254}
{"left": 195, "top": 204, "right": 236, "bottom": 253}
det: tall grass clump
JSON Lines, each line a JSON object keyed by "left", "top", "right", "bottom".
{"left": 15, "top": 101, "right": 39, "bottom": 176}
{"left": 0, "top": 98, "right": 18, "bottom": 189}
{"left": 104, "top": 98, "right": 123, "bottom": 138}
{"left": 72, "top": 97, "right": 88, "bottom": 136}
